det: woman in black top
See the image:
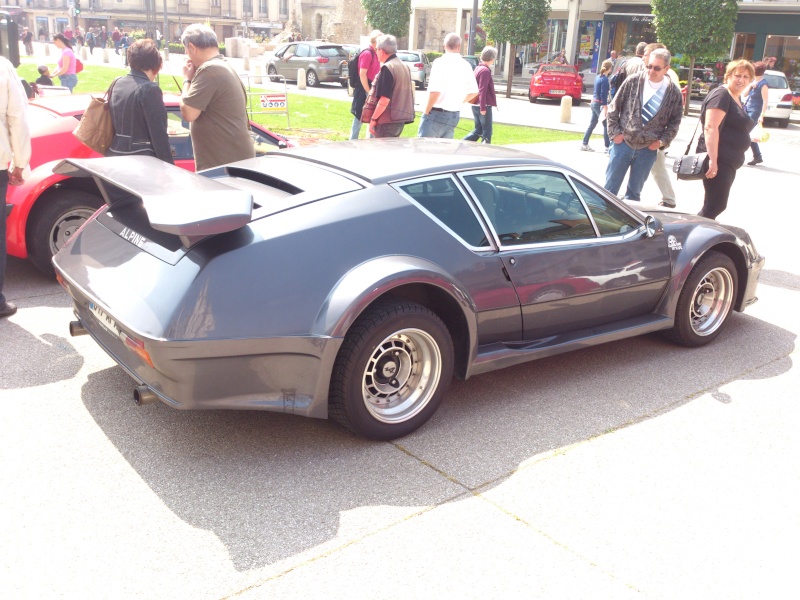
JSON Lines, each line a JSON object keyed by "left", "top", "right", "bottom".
{"left": 107, "top": 39, "right": 174, "bottom": 164}
{"left": 697, "top": 59, "right": 755, "bottom": 220}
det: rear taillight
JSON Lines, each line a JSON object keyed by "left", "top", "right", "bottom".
{"left": 414, "top": 62, "right": 424, "bottom": 70}
{"left": 781, "top": 93, "right": 792, "bottom": 102}
{"left": 122, "top": 333, "right": 154, "bottom": 367}
{"left": 316, "top": 57, "right": 329, "bottom": 63}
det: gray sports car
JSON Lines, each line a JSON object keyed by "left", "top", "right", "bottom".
{"left": 53, "top": 139, "right": 764, "bottom": 440}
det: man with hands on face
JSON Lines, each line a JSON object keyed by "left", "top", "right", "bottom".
{"left": 179, "top": 24, "right": 254, "bottom": 171}
{"left": 604, "top": 47, "right": 683, "bottom": 201}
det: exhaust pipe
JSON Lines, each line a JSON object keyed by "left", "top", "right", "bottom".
{"left": 69, "top": 320, "right": 88, "bottom": 337}
{"left": 133, "top": 385, "right": 159, "bottom": 406}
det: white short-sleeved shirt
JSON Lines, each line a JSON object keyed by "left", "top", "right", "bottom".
{"left": 427, "top": 52, "right": 479, "bottom": 112}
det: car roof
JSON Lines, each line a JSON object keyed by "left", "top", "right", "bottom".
{"left": 262, "top": 138, "right": 553, "bottom": 185}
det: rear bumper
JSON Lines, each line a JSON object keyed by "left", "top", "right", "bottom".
{"left": 70, "top": 296, "right": 343, "bottom": 418}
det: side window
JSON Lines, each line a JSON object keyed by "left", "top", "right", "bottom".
{"left": 249, "top": 127, "right": 281, "bottom": 156}
{"left": 167, "top": 110, "right": 192, "bottom": 160}
{"left": 463, "top": 171, "right": 595, "bottom": 246}
{"left": 398, "top": 178, "right": 490, "bottom": 248}
{"left": 294, "top": 44, "right": 309, "bottom": 58}
{"left": 572, "top": 179, "right": 639, "bottom": 236}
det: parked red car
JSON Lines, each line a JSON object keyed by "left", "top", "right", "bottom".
{"left": 529, "top": 64, "right": 583, "bottom": 105}
{"left": 5, "top": 93, "right": 290, "bottom": 275}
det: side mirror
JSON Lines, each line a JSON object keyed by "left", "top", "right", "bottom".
{"left": 278, "top": 140, "right": 288, "bottom": 149}
{"left": 644, "top": 215, "right": 660, "bottom": 238}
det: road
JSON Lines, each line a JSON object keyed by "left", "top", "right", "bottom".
{"left": 2, "top": 62, "right": 800, "bottom": 597}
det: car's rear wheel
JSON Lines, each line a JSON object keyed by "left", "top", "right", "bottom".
{"left": 329, "top": 301, "right": 454, "bottom": 440}
{"left": 666, "top": 251, "right": 737, "bottom": 347}
{"left": 306, "top": 69, "right": 319, "bottom": 87}
{"left": 529, "top": 93, "right": 536, "bottom": 103}
{"left": 28, "top": 190, "right": 104, "bottom": 276}
{"left": 268, "top": 65, "right": 279, "bottom": 82}
{"left": 778, "top": 117, "right": 789, "bottom": 129}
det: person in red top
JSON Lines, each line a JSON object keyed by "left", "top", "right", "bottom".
{"left": 463, "top": 46, "right": 498, "bottom": 144}
{"left": 349, "top": 29, "right": 382, "bottom": 140}
{"left": 112, "top": 27, "right": 122, "bottom": 54}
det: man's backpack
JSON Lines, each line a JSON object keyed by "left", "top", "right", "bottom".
{"left": 609, "top": 60, "right": 627, "bottom": 91}
{"left": 348, "top": 48, "right": 373, "bottom": 89}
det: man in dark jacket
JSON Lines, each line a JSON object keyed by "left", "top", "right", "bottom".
{"left": 605, "top": 47, "right": 683, "bottom": 201}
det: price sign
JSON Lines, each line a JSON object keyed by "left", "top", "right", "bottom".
{"left": 260, "top": 93, "right": 287, "bottom": 112}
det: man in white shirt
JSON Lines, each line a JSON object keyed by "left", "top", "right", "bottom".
{"left": 1, "top": 56, "right": 32, "bottom": 318}
{"left": 418, "top": 33, "right": 478, "bottom": 138}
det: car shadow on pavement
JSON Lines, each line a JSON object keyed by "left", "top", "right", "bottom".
{"left": 0, "top": 324, "right": 84, "bottom": 389}
{"left": 78, "top": 310, "right": 794, "bottom": 573}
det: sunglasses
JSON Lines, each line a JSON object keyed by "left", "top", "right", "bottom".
{"left": 646, "top": 65, "right": 664, "bottom": 72}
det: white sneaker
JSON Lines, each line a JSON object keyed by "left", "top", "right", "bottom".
{"left": 580, "top": 144, "right": 594, "bottom": 152}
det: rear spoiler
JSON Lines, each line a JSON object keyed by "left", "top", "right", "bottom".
{"left": 54, "top": 156, "right": 253, "bottom": 247}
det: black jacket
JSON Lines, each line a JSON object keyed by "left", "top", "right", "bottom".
{"left": 107, "top": 71, "right": 174, "bottom": 163}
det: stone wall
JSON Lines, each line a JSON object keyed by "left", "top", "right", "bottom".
{"left": 299, "top": 0, "right": 368, "bottom": 43}
{"left": 414, "top": 9, "right": 454, "bottom": 52}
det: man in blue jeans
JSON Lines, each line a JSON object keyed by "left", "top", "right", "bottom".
{"left": 605, "top": 48, "right": 683, "bottom": 201}
{"left": 418, "top": 33, "right": 478, "bottom": 138}
{"left": 1, "top": 55, "right": 32, "bottom": 319}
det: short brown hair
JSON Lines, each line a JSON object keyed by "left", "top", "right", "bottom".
{"left": 752, "top": 61, "right": 767, "bottom": 76}
{"left": 128, "top": 39, "right": 162, "bottom": 73}
{"left": 724, "top": 59, "right": 755, "bottom": 83}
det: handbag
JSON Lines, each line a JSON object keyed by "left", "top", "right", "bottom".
{"left": 672, "top": 116, "right": 708, "bottom": 180}
{"left": 750, "top": 123, "right": 769, "bottom": 143}
{"left": 72, "top": 77, "right": 120, "bottom": 154}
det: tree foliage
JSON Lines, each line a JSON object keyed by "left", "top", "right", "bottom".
{"left": 653, "top": 0, "right": 738, "bottom": 114}
{"left": 482, "top": 0, "right": 551, "bottom": 97}
{"left": 481, "top": 0, "right": 551, "bottom": 46}
{"left": 652, "top": 0, "right": 738, "bottom": 60}
{"left": 361, "top": 0, "right": 412, "bottom": 38}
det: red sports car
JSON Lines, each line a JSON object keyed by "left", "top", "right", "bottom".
{"left": 5, "top": 93, "right": 291, "bottom": 275}
{"left": 529, "top": 64, "right": 583, "bottom": 105}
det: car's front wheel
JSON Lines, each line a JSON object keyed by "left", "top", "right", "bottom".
{"left": 28, "top": 190, "right": 104, "bottom": 276}
{"left": 329, "top": 301, "right": 454, "bottom": 440}
{"left": 268, "top": 65, "right": 279, "bottom": 82}
{"left": 667, "top": 251, "right": 738, "bottom": 347}
{"left": 306, "top": 69, "right": 319, "bottom": 87}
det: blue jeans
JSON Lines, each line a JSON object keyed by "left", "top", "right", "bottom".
{"left": 463, "top": 106, "right": 493, "bottom": 143}
{"left": 604, "top": 141, "right": 658, "bottom": 201}
{"left": 418, "top": 109, "right": 460, "bottom": 138}
{"left": 58, "top": 73, "right": 78, "bottom": 93}
{"left": 350, "top": 116, "right": 363, "bottom": 140}
{"left": 582, "top": 102, "right": 609, "bottom": 148}
{"left": 1, "top": 170, "right": 9, "bottom": 306}
{"left": 746, "top": 107, "right": 762, "bottom": 160}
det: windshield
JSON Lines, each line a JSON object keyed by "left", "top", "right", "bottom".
{"left": 397, "top": 53, "right": 421, "bottom": 62}
{"left": 542, "top": 66, "right": 576, "bottom": 75}
{"left": 318, "top": 46, "right": 348, "bottom": 58}
{"left": 764, "top": 73, "right": 788, "bottom": 89}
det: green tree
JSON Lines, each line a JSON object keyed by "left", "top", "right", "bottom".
{"left": 361, "top": 0, "right": 412, "bottom": 38}
{"left": 652, "top": 0, "right": 738, "bottom": 115}
{"left": 482, "top": 0, "right": 551, "bottom": 97}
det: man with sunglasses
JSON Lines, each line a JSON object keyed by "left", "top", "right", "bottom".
{"left": 604, "top": 47, "right": 683, "bottom": 201}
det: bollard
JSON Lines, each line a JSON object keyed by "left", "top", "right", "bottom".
{"left": 559, "top": 95, "right": 572, "bottom": 123}
{"left": 103, "top": 48, "right": 109, "bottom": 64}
{"left": 297, "top": 68, "right": 306, "bottom": 90}
{"left": 44, "top": 43, "right": 50, "bottom": 57}
{"left": 81, "top": 46, "right": 88, "bottom": 60}
{"left": 253, "top": 63, "right": 263, "bottom": 84}
{"left": 243, "top": 55, "right": 250, "bottom": 71}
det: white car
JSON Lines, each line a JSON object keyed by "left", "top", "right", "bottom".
{"left": 762, "top": 69, "right": 793, "bottom": 128}
{"left": 397, "top": 50, "right": 431, "bottom": 89}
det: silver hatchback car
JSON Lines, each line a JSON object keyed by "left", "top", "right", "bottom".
{"left": 267, "top": 42, "right": 349, "bottom": 87}
{"left": 397, "top": 50, "right": 431, "bottom": 89}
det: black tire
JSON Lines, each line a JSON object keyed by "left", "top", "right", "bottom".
{"left": 340, "top": 79, "right": 349, "bottom": 88}
{"left": 573, "top": 97, "right": 582, "bottom": 106}
{"left": 529, "top": 93, "right": 536, "bottom": 104}
{"left": 778, "top": 118, "right": 789, "bottom": 129}
{"left": 306, "top": 69, "right": 319, "bottom": 87}
{"left": 28, "top": 190, "right": 104, "bottom": 276}
{"left": 268, "top": 65, "right": 279, "bottom": 83}
{"left": 665, "top": 251, "right": 738, "bottom": 347}
{"left": 328, "top": 301, "right": 454, "bottom": 440}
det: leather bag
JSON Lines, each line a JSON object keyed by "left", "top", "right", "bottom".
{"left": 673, "top": 151, "right": 708, "bottom": 181}
{"left": 72, "top": 78, "right": 119, "bottom": 154}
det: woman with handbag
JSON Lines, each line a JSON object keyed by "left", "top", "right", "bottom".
{"left": 107, "top": 39, "right": 174, "bottom": 164}
{"left": 697, "top": 59, "right": 755, "bottom": 220}
{"left": 50, "top": 33, "right": 78, "bottom": 93}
